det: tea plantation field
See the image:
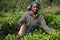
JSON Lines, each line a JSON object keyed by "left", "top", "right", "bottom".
{"left": 0, "top": 12, "right": 60, "bottom": 40}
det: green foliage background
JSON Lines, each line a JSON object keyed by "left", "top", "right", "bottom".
{"left": 0, "top": 0, "right": 60, "bottom": 12}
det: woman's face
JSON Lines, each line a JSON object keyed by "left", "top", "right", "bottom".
{"left": 31, "top": 4, "right": 39, "bottom": 13}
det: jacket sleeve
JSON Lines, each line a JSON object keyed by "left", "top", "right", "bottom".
{"left": 39, "top": 15, "right": 52, "bottom": 34}
{"left": 17, "top": 13, "right": 27, "bottom": 26}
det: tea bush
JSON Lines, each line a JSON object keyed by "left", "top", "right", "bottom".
{"left": 4, "top": 29, "right": 60, "bottom": 40}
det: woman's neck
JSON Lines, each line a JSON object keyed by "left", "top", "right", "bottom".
{"left": 32, "top": 11, "right": 37, "bottom": 15}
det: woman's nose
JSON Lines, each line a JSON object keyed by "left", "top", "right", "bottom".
{"left": 35, "top": 7, "right": 38, "bottom": 10}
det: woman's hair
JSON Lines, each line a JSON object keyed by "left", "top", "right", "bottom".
{"left": 27, "top": 2, "right": 40, "bottom": 11}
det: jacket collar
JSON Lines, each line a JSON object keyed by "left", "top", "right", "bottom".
{"left": 29, "top": 11, "right": 39, "bottom": 17}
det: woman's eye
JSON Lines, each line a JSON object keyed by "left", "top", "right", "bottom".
{"left": 33, "top": 6, "right": 38, "bottom": 8}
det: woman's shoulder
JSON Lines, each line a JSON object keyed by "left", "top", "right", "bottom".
{"left": 38, "top": 13, "right": 44, "bottom": 19}
{"left": 24, "top": 11, "right": 30, "bottom": 14}
{"left": 24, "top": 11, "right": 31, "bottom": 15}
{"left": 22, "top": 11, "right": 30, "bottom": 17}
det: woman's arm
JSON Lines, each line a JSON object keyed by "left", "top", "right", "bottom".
{"left": 18, "top": 24, "right": 27, "bottom": 37}
{"left": 17, "top": 13, "right": 27, "bottom": 37}
{"left": 39, "top": 15, "right": 52, "bottom": 34}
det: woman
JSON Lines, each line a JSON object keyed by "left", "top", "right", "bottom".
{"left": 17, "top": 2, "right": 52, "bottom": 37}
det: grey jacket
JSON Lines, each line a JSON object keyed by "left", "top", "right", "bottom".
{"left": 17, "top": 11, "right": 52, "bottom": 34}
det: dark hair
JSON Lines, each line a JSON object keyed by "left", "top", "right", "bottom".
{"left": 27, "top": 2, "right": 40, "bottom": 11}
